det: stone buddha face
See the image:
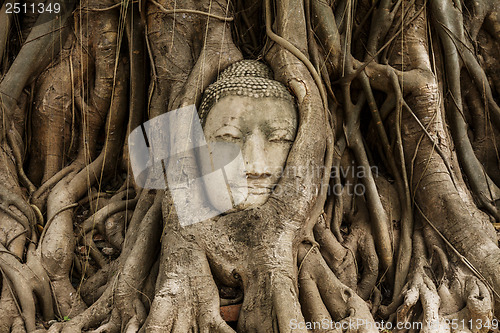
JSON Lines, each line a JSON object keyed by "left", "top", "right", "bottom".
{"left": 197, "top": 60, "right": 298, "bottom": 213}
{"left": 202, "top": 95, "right": 297, "bottom": 211}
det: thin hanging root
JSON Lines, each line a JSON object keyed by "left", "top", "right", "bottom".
{"left": 390, "top": 73, "right": 414, "bottom": 299}
{"left": 265, "top": 0, "right": 333, "bottom": 246}
{"left": 124, "top": 4, "right": 147, "bottom": 177}
{"left": 330, "top": 136, "right": 347, "bottom": 242}
{"left": 339, "top": 2, "right": 395, "bottom": 275}
{"left": 264, "top": 0, "right": 327, "bottom": 109}
{"left": 401, "top": 98, "right": 458, "bottom": 188}
{"left": 358, "top": 71, "right": 412, "bottom": 296}
{"left": 416, "top": 203, "right": 500, "bottom": 301}
{"left": 431, "top": 0, "right": 500, "bottom": 220}
{"left": 30, "top": 204, "right": 43, "bottom": 229}
{"left": 150, "top": 0, "right": 234, "bottom": 21}
{"left": 310, "top": 0, "right": 342, "bottom": 75}
{"left": 437, "top": 16, "right": 500, "bottom": 131}
{"left": 342, "top": 85, "right": 394, "bottom": 275}
{"left": 6, "top": 129, "right": 35, "bottom": 194}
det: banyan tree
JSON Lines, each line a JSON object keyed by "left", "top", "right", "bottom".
{"left": 0, "top": 0, "right": 499, "bottom": 331}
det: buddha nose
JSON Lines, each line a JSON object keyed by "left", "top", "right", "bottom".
{"left": 243, "top": 133, "right": 271, "bottom": 179}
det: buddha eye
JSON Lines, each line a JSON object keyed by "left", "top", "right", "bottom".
{"left": 217, "top": 133, "right": 241, "bottom": 140}
{"left": 214, "top": 126, "right": 242, "bottom": 141}
{"left": 268, "top": 129, "right": 293, "bottom": 143}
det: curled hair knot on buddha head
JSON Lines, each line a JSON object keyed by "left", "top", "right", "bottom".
{"left": 198, "top": 60, "right": 295, "bottom": 125}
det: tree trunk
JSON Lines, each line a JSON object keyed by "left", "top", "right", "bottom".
{"left": 0, "top": 0, "right": 498, "bottom": 332}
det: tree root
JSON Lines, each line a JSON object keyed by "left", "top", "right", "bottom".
{"left": 2, "top": 0, "right": 500, "bottom": 331}
{"left": 381, "top": 227, "right": 494, "bottom": 333}
{"left": 38, "top": 56, "right": 128, "bottom": 318}
{"left": 298, "top": 243, "right": 377, "bottom": 333}
{"left": 0, "top": 243, "right": 54, "bottom": 332}
{"left": 115, "top": 193, "right": 162, "bottom": 330}
{"left": 141, "top": 230, "right": 233, "bottom": 333}
{"left": 314, "top": 196, "right": 381, "bottom": 301}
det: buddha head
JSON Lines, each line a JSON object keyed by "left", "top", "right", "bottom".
{"left": 198, "top": 60, "right": 298, "bottom": 211}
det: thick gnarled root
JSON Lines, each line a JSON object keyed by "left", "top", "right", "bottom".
{"left": 381, "top": 228, "right": 494, "bottom": 333}
{"left": 298, "top": 243, "right": 377, "bottom": 333}
{"left": 441, "top": 276, "right": 494, "bottom": 333}
{"left": 141, "top": 232, "right": 233, "bottom": 333}
{"left": 235, "top": 268, "right": 305, "bottom": 332}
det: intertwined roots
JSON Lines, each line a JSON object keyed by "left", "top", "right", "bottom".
{"left": 0, "top": 0, "right": 499, "bottom": 331}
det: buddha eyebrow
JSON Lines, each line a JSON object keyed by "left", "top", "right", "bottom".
{"left": 269, "top": 128, "right": 295, "bottom": 136}
{"left": 267, "top": 121, "right": 296, "bottom": 131}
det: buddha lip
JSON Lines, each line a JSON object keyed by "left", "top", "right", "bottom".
{"left": 229, "top": 183, "right": 272, "bottom": 194}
